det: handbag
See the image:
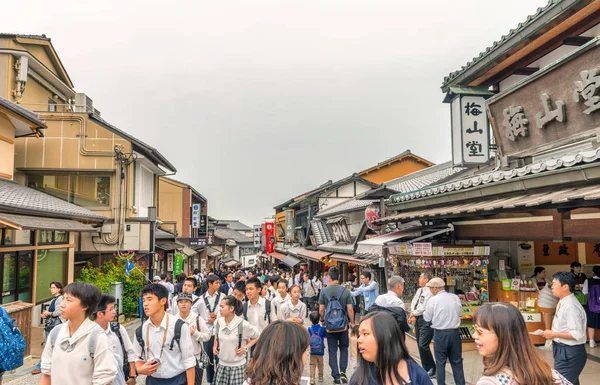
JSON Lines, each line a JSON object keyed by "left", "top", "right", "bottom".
{"left": 44, "top": 316, "right": 62, "bottom": 333}
{"left": 195, "top": 315, "right": 211, "bottom": 369}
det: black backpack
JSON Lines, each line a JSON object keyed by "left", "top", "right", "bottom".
{"left": 135, "top": 318, "right": 186, "bottom": 359}
{"left": 243, "top": 299, "right": 271, "bottom": 323}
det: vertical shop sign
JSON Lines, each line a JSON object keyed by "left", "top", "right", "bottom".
{"left": 192, "top": 204, "right": 201, "bottom": 229}
{"left": 264, "top": 222, "right": 275, "bottom": 253}
{"left": 174, "top": 253, "right": 184, "bottom": 276}
{"left": 285, "top": 210, "right": 295, "bottom": 243}
{"left": 253, "top": 225, "right": 263, "bottom": 248}
{"left": 167, "top": 253, "right": 174, "bottom": 271}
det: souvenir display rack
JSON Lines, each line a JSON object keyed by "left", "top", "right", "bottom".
{"left": 388, "top": 249, "right": 489, "bottom": 348}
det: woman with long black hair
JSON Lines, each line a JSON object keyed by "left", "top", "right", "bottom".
{"left": 350, "top": 312, "right": 432, "bottom": 385}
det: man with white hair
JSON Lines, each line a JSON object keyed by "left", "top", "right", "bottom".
{"left": 368, "top": 276, "right": 410, "bottom": 339}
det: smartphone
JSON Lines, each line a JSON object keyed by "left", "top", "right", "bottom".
{"left": 147, "top": 358, "right": 161, "bottom": 365}
{"left": 299, "top": 377, "right": 311, "bottom": 385}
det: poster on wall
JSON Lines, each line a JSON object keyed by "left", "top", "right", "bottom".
{"left": 517, "top": 241, "right": 535, "bottom": 276}
{"left": 534, "top": 241, "right": 578, "bottom": 265}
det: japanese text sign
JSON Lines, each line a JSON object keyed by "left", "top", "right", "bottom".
{"left": 451, "top": 95, "right": 490, "bottom": 165}
{"left": 192, "top": 204, "right": 201, "bottom": 229}
{"left": 487, "top": 39, "right": 600, "bottom": 160}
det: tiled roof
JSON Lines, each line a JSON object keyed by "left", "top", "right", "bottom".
{"left": 0, "top": 33, "right": 50, "bottom": 41}
{"left": 215, "top": 220, "right": 252, "bottom": 231}
{"left": 0, "top": 213, "right": 99, "bottom": 232}
{"left": 385, "top": 161, "right": 467, "bottom": 194}
{"left": 317, "top": 241, "right": 355, "bottom": 255}
{"left": 443, "top": 0, "right": 562, "bottom": 87}
{"left": 315, "top": 199, "right": 376, "bottom": 218}
{"left": 381, "top": 183, "right": 600, "bottom": 224}
{"left": 0, "top": 178, "right": 106, "bottom": 221}
{"left": 390, "top": 148, "right": 600, "bottom": 204}
{"left": 0, "top": 96, "right": 46, "bottom": 128}
{"left": 358, "top": 150, "right": 434, "bottom": 175}
{"left": 213, "top": 228, "right": 253, "bottom": 244}
{"left": 310, "top": 220, "right": 333, "bottom": 246}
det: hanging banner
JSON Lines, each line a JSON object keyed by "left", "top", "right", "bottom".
{"left": 174, "top": 253, "right": 184, "bottom": 276}
{"left": 264, "top": 222, "right": 275, "bottom": 253}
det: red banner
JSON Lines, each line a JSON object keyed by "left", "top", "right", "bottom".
{"left": 264, "top": 222, "right": 275, "bottom": 253}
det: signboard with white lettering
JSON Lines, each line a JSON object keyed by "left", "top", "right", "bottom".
{"left": 487, "top": 39, "right": 600, "bottom": 160}
{"left": 192, "top": 204, "right": 201, "bottom": 229}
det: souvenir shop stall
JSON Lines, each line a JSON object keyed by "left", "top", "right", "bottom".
{"left": 388, "top": 243, "right": 490, "bottom": 351}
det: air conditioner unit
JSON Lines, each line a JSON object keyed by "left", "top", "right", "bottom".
{"left": 74, "top": 93, "right": 94, "bottom": 113}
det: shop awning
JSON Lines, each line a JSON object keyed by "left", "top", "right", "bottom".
{"left": 156, "top": 241, "right": 182, "bottom": 251}
{"left": 0, "top": 213, "right": 99, "bottom": 232}
{"left": 356, "top": 225, "right": 452, "bottom": 257}
{"left": 207, "top": 247, "right": 222, "bottom": 257}
{"left": 297, "top": 249, "right": 332, "bottom": 262}
{"left": 282, "top": 255, "right": 301, "bottom": 267}
{"left": 182, "top": 245, "right": 198, "bottom": 257}
{"left": 328, "top": 253, "right": 379, "bottom": 266}
{"left": 221, "top": 257, "right": 240, "bottom": 267}
{"left": 268, "top": 251, "right": 286, "bottom": 260}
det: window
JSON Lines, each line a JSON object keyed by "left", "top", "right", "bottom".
{"left": 36, "top": 248, "right": 67, "bottom": 303}
{"left": 1, "top": 251, "right": 33, "bottom": 304}
{"left": 38, "top": 231, "right": 69, "bottom": 245}
{"left": 48, "top": 98, "right": 57, "bottom": 112}
{"left": 28, "top": 174, "right": 111, "bottom": 208}
{"left": 1, "top": 229, "right": 33, "bottom": 246}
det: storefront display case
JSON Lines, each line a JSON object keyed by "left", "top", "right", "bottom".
{"left": 388, "top": 244, "right": 490, "bottom": 351}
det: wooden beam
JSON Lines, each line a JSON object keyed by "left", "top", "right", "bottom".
{"left": 552, "top": 210, "right": 571, "bottom": 242}
{"left": 513, "top": 67, "right": 539, "bottom": 76}
{"left": 454, "top": 222, "right": 554, "bottom": 241}
{"left": 564, "top": 218, "right": 600, "bottom": 242}
{"left": 563, "top": 36, "right": 594, "bottom": 46}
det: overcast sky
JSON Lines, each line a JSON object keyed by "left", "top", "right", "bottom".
{"left": 3, "top": 0, "right": 548, "bottom": 227}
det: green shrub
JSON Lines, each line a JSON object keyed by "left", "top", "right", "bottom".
{"left": 78, "top": 254, "right": 145, "bottom": 318}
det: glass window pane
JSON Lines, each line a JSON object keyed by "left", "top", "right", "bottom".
{"left": 71, "top": 176, "right": 110, "bottom": 208}
{"left": 3, "top": 230, "right": 32, "bottom": 246}
{"left": 18, "top": 252, "right": 33, "bottom": 303}
{"left": 2, "top": 253, "right": 16, "bottom": 304}
{"left": 36, "top": 248, "right": 67, "bottom": 303}
{"left": 54, "top": 231, "right": 68, "bottom": 244}
{"left": 38, "top": 230, "right": 53, "bottom": 244}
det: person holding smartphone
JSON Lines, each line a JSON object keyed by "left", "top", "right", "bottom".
{"left": 133, "top": 284, "right": 196, "bottom": 385}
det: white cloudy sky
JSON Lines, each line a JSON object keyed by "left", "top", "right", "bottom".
{"left": 2, "top": 0, "right": 549, "bottom": 226}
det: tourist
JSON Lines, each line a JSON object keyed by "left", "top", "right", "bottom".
{"left": 213, "top": 296, "right": 260, "bottom": 385}
{"left": 350, "top": 272, "right": 379, "bottom": 312}
{"left": 322, "top": 271, "right": 331, "bottom": 287}
{"left": 93, "top": 294, "right": 137, "bottom": 385}
{"left": 271, "top": 279, "right": 290, "bottom": 320}
{"left": 176, "top": 292, "right": 211, "bottom": 385}
{"left": 423, "top": 277, "right": 464, "bottom": 385}
{"left": 197, "top": 274, "right": 224, "bottom": 385}
{"left": 570, "top": 262, "right": 587, "bottom": 290}
{"left": 350, "top": 311, "right": 432, "bottom": 385}
{"left": 171, "top": 277, "right": 201, "bottom": 317}
{"left": 220, "top": 272, "right": 234, "bottom": 295}
{"left": 537, "top": 277, "right": 560, "bottom": 349}
{"left": 39, "top": 282, "right": 116, "bottom": 385}
{"left": 582, "top": 265, "right": 600, "bottom": 348}
{"left": 32, "top": 281, "right": 64, "bottom": 375}
{"left": 409, "top": 273, "right": 435, "bottom": 377}
{"left": 369, "top": 276, "right": 410, "bottom": 340}
{"left": 278, "top": 285, "right": 306, "bottom": 325}
{"left": 175, "top": 273, "right": 187, "bottom": 294}
{"left": 301, "top": 272, "right": 319, "bottom": 317}
{"left": 308, "top": 312, "right": 326, "bottom": 385}
{"left": 133, "top": 283, "right": 196, "bottom": 385}
{"left": 245, "top": 321, "right": 310, "bottom": 385}
{"left": 244, "top": 277, "right": 272, "bottom": 332}
{"left": 319, "top": 266, "right": 355, "bottom": 384}
{"left": 541, "top": 272, "right": 587, "bottom": 385}
{"left": 473, "top": 302, "right": 571, "bottom": 385}
{"left": 232, "top": 281, "right": 246, "bottom": 302}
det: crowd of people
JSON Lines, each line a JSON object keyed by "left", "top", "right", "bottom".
{"left": 9, "top": 262, "right": 596, "bottom": 385}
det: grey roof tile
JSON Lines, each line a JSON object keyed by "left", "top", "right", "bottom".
{"left": 0, "top": 178, "right": 106, "bottom": 221}
{"left": 213, "top": 228, "right": 253, "bottom": 244}
{"left": 0, "top": 96, "right": 46, "bottom": 128}
{"left": 315, "top": 199, "right": 376, "bottom": 218}
{"left": 0, "top": 213, "right": 99, "bottom": 231}
{"left": 385, "top": 161, "right": 467, "bottom": 194}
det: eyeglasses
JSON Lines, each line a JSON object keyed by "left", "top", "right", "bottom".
{"left": 473, "top": 325, "right": 495, "bottom": 336}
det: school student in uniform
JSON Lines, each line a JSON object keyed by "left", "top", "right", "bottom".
{"left": 244, "top": 278, "right": 272, "bottom": 333}
{"left": 271, "top": 279, "right": 290, "bottom": 320}
{"left": 133, "top": 284, "right": 196, "bottom": 385}
{"left": 176, "top": 292, "right": 211, "bottom": 385}
{"left": 212, "top": 296, "right": 260, "bottom": 385}
{"left": 171, "top": 277, "right": 202, "bottom": 317}
{"left": 40, "top": 282, "right": 117, "bottom": 385}
{"left": 93, "top": 294, "right": 137, "bottom": 385}
{"left": 278, "top": 285, "right": 306, "bottom": 326}
{"left": 197, "top": 274, "right": 223, "bottom": 385}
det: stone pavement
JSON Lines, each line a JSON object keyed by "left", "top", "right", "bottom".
{"left": 5, "top": 318, "right": 600, "bottom": 385}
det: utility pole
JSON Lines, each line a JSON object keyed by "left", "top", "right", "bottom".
{"left": 148, "top": 206, "right": 157, "bottom": 280}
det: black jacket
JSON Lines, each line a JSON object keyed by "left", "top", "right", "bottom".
{"left": 368, "top": 303, "right": 410, "bottom": 339}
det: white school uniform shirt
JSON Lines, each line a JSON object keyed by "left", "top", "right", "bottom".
{"left": 277, "top": 299, "right": 307, "bottom": 321}
{"left": 422, "top": 290, "right": 462, "bottom": 330}
{"left": 178, "top": 311, "right": 211, "bottom": 356}
{"left": 132, "top": 312, "right": 196, "bottom": 379}
{"left": 245, "top": 297, "right": 271, "bottom": 332}
{"left": 102, "top": 323, "right": 136, "bottom": 385}
{"left": 410, "top": 287, "right": 432, "bottom": 317}
{"left": 214, "top": 316, "right": 260, "bottom": 366}
{"left": 41, "top": 318, "right": 117, "bottom": 385}
{"left": 197, "top": 290, "right": 224, "bottom": 335}
{"left": 271, "top": 293, "right": 290, "bottom": 320}
{"left": 552, "top": 293, "right": 587, "bottom": 345}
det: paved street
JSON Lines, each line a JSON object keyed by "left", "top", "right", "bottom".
{"left": 5, "top": 317, "right": 600, "bottom": 385}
